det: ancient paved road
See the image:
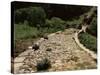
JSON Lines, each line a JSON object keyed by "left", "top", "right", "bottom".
{"left": 12, "top": 28, "right": 97, "bottom": 74}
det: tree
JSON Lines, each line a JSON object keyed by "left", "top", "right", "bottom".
{"left": 15, "top": 7, "right": 46, "bottom": 27}
{"left": 27, "top": 7, "right": 46, "bottom": 27}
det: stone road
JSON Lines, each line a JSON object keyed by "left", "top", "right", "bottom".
{"left": 12, "top": 28, "right": 97, "bottom": 74}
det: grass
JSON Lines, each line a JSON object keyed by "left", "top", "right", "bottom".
{"left": 14, "top": 24, "right": 39, "bottom": 40}
{"left": 78, "top": 32, "right": 97, "bottom": 53}
{"left": 14, "top": 22, "right": 67, "bottom": 40}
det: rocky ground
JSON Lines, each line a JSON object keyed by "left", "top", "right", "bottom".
{"left": 12, "top": 28, "right": 97, "bottom": 74}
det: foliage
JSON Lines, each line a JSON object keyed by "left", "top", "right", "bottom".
{"left": 14, "top": 16, "right": 85, "bottom": 57}
{"left": 15, "top": 7, "right": 46, "bottom": 27}
{"left": 13, "top": 2, "right": 92, "bottom": 20}
{"left": 66, "top": 18, "right": 82, "bottom": 28}
{"left": 45, "top": 17, "right": 83, "bottom": 30}
{"left": 14, "top": 24, "right": 39, "bottom": 40}
{"left": 45, "top": 17, "right": 67, "bottom": 30}
{"left": 13, "top": 5, "right": 97, "bottom": 58}
{"left": 15, "top": 8, "right": 29, "bottom": 23}
{"left": 87, "top": 17, "right": 97, "bottom": 36}
{"left": 78, "top": 32, "right": 97, "bottom": 53}
{"left": 27, "top": 7, "right": 46, "bottom": 27}
{"left": 36, "top": 58, "right": 51, "bottom": 71}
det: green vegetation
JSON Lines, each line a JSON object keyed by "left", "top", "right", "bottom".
{"left": 36, "top": 58, "right": 51, "bottom": 71}
{"left": 13, "top": 6, "right": 97, "bottom": 58}
{"left": 87, "top": 16, "right": 97, "bottom": 36}
{"left": 78, "top": 12, "right": 97, "bottom": 53}
{"left": 78, "top": 32, "right": 97, "bottom": 53}
{"left": 14, "top": 16, "right": 82, "bottom": 41}
{"left": 78, "top": 8, "right": 97, "bottom": 53}
{"left": 45, "top": 17, "right": 66, "bottom": 31}
{"left": 27, "top": 7, "right": 46, "bottom": 27}
{"left": 15, "top": 7, "right": 46, "bottom": 27}
{"left": 14, "top": 24, "right": 39, "bottom": 39}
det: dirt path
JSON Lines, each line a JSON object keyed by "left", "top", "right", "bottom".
{"left": 12, "top": 28, "right": 97, "bottom": 74}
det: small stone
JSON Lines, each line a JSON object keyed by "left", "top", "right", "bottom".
{"left": 46, "top": 48, "right": 52, "bottom": 51}
{"left": 43, "top": 35, "right": 48, "bottom": 40}
{"left": 28, "top": 46, "right": 32, "bottom": 49}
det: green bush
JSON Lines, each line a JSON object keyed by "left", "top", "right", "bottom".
{"left": 45, "top": 17, "right": 66, "bottom": 30}
{"left": 15, "top": 9, "right": 21, "bottom": 23}
{"left": 27, "top": 7, "right": 46, "bottom": 27}
{"left": 87, "top": 17, "right": 97, "bottom": 36}
{"left": 45, "top": 17, "right": 83, "bottom": 30}
{"left": 15, "top": 8, "right": 29, "bottom": 23}
{"left": 78, "top": 32, "right": 97, "bottom": 53}
{"left": 14, "top": 24, "right": 39, "bottom": 39}
{"left": 51, "top": 17, "right": 66, "bottom": 30}
{"left": 65, "top": 17, "right": 83, "bottom": 28}
{"left": 15, "top": 7, "right": 46, "bottom": 27}
{"left": 36, "top": 58, "right": 51, "bottom": 71}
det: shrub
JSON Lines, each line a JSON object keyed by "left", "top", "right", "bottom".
{"left": 51, "top": 17, "right": 66, "bottom": 30}
{"left": 36, "top": 58, "right": 51, "bottom": 71}
{"left": 27, "top": 7, "right": 46, "bottom": 27}
{"left": 15, "top": 7, "right": 46, "bottom": 27}
{"left": 45, "top": 17, "right": 83, "bottom": 30}
{"left": 14, "top": 9, "right": 21, "bottom": 23}
{"left": 78, "top": 32, "right": 97, "bottom": 53}
{"left": 87, "top": 17, "right": 97, "bottom": 36}
{"left": 65, "top": 18, "right": 83, "bottom": 28}
{"left": 15, "top": 8, "right": 29, "bottom": 23}
{"left": 45, "top": 17, "right": 66, "bottom": 30}
{"left": 14, "top": 24, "right": 39, "bottom": 39}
